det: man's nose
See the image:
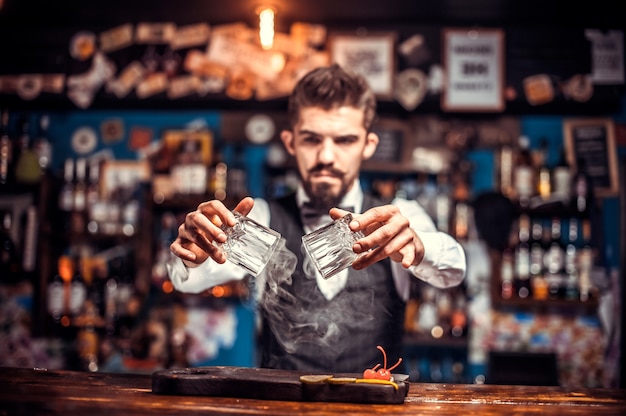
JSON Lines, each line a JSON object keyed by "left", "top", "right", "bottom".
{"left": 317, "top": 138, "right": 335, "bottom": 164}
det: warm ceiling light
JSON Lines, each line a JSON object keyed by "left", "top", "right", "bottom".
{"left": 258, "top": 6, "right": 275, "bottom": 50}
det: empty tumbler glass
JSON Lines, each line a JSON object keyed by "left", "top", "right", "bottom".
{"left": 218, "top": 211, "right": 281, "bottom": 276}
{"left": 301, "top": 214, "right": 365, "bottom": 279}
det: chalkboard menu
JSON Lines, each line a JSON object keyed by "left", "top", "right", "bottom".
{"left": 362, "top": 119, "right": 411, "bottom": 172}
{"left": 564, "top": 118, "right": 618, "bottom": 197}
{"left": 370, "top": 126, "right": 404, "bottom": 163}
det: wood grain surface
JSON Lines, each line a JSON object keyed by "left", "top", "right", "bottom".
{"left": 1, "top": 366, "right": 625, "bottom": 415}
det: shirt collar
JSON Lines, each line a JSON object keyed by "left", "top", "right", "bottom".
{"left": 296, "top": 179, "right": 363, "bottom": 214}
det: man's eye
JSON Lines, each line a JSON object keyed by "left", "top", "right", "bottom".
{"left": 302, "top": 136, "right": 321, "bottom": 144}
{"left": 335, "top": 136, "right": 357, "bottom": 145}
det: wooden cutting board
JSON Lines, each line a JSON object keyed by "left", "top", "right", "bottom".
{"left": 151, "top": 366, "right": 409, "bottom": 404}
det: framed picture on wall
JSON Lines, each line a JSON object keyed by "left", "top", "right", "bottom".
{"left": 563, "top": 117, "right": 619, "bottom": 197}
{"left": 330, "top": 32, "right": 396, "bottom": 99}
{"left": 442, "top": 28, "right": 505, "bottom": 112}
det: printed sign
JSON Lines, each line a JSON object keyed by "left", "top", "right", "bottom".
{"left": 442, "top": 28, "right": 505, "bottom": 112}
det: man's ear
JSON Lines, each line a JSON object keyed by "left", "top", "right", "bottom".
{"left": 280, "top": 129, "right": 296, "bottom": 156}
{"left": 362, "top": 131, "right": 379, "bottom": 160}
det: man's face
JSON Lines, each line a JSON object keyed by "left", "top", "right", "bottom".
{"left": 280, "top": 106, "right": 379, "bottom": 209}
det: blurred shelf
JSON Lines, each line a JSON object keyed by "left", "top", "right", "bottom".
{"left": 403, "top": 333, "right": 468, "bottom": 349}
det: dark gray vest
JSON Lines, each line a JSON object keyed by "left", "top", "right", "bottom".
{"left": 259, "top": 193, "right": 405, "bottom": 373}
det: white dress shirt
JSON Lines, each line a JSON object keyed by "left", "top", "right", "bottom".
{"left": 167, "top": 179, "right": 466, "bottom": 301}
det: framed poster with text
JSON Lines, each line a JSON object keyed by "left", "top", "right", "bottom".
{"left": 442, "top": 28, "right": 505, "bottom": 112}
{"left": 563, "top": 118, "right": 618, "bottom": 197}
{"left": 330, "top": 32, "right": 396, "bottom": 99}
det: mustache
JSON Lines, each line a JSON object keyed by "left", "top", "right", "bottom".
{"left": 308, "top": 164, "right": 343, "bottom": 177}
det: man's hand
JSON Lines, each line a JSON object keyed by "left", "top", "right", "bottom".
{"left": 330, "top": 205, "right": 425, "bottom": 270}
{"left": 170, "top": 197, "right": 255, "bottom": 267}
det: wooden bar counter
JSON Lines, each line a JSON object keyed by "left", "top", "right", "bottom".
{"left": 1, "top": 366, "right": 625, "bottom": 415}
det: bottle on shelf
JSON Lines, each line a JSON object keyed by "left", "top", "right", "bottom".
{"left": 513, "top": 135, "right": 535, "bottom": 208}
{"left": 69, "top": 256, "right": 88, "bottom": 319}
{"left": 563, "top": 217, "right": 580, "bottom": 300}
{"left": 544, "top": 217, "right": 565, "bottom": 300}
{"left": 0, "top": 109, "right": 14, "bottom": 186}
{"left": 500, "top": 248, "right": 514, "bottom": 299}
{"left": 514, "top": 214, "right": 531, "bottom": 299}
{"left": 578, "top": 219, "right": 594, "bottom": 301}
{"left": 33, "top": 114, "right": 52, "bottom": 173}
{"left": 571, "top": 158, "right": 594, "bottom": 219}
{"left": 497, "top": 140, "right": 515, "bottom": 200}
{"left": 51, "top": 255, "right": 74, "bottom": 327}
{"left": 552, "top": 146, "right": 571, "bottom": 203}
{"left": 14, "top": 117, "right": 41, "bottom": 185}
{"left": 209, "top": 152, "right": 228, "bottom": 201}
{"left": 536, "top": 138, "right": 551, "bottom": 200}
{"left": 46, "top": 265, "right": 66, "bottom": 323}
{"left": 0, "top": 210, "right": 21, "bottom": 283}
{"left": 70, "top": 158, "right": 88, "bottom": 234}
{"left": 74, "top": 299, "right": 105, "bottom": 372}
{"left": 530, "top": 217, "right": 548, "bottom": 300}
{"left": 435, "top": 172, "right": 451, "bottom": 234}
{"left": 59, "top": 158, "right": 75, "bottom": 212}
{"left": 449, "top": 292, "right": 467, "bottom": 337}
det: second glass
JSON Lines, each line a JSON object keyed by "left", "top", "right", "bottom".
{"left": 301, "top": 214, "right": 364, "bottom": 279}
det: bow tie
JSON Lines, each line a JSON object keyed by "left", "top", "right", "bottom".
{"left": 300, "top": 203, "right": 355, "bottom": 224}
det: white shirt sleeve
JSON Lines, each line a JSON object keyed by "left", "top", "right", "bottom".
{"left": 166, "top": 198, "right": 272, "bottom": 294}
{"left": 390, "top": 197, "right": 467, "bottom": 301}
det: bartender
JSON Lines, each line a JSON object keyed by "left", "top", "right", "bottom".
{"left": 167, "top": 64, "right": 466, "bottom": 373}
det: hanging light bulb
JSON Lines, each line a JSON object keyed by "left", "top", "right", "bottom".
{"left": 258, "top": 7, "right": 275, "bottom": 50}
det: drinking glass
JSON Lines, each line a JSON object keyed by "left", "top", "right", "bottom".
{"left": 218, "top": 211, "right": 281, "bottom": 276}
{"left": 301, "top": 214, "right": 364, "bottom": 279}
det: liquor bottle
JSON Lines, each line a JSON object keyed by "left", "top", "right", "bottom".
{"left": 435, "top": 172, "right": 450, "bottom": 233}
{"left": 33, "top": 114, "right": 52, "bottom": 172}
{"left": 86, "top": 159, "right": 102, "bottom": 234}
{"left": 59, "top": 158, "right": 75, "bottom": 212}
{"left": 529, "top": 218, "right": 548, "bottom": 300}
{"left": 210, "top": 152, "right": 228, "bottom": 201}
{"left": 86, "top": 159, "right": 100, "bottom": 207}
{"left": 514, "top": 214, "right": 531, "bottom": 298}
{"left": 578, "top": 219, "right": 594, "bottom": 301}
{"left": 451, "top": 168, "right": 470, "bottom": 241}
{"left": 75, "top": 299, "right": 103, "bottom": 372}
{"left": 500, "top": 248, "right": 514, "bottom": 299}
{"left": 69, "top": 257, "right": 87, "bottom": 318}
{"left": 536, "top": 138, "right": 551, "bottom": 199}
{"left": 498, "top": 142, "right": 515, "bottom": 200}
{"left": 563, "top": 217, "right": 580, "bottom": 300}
{"left": 52, "top": 255, "right": 74, "bottom": 326}
{"left": 571, "top": 158, "right": 593, "bottom": 217}
{"left": 14, "top": 118, "right": 41, "bottom": 185}
{"left": 544, "top": 217, "right": 565, "bottom": 299}
{"left": 552, "top": 146, "right": 571, "bottom": 203}
{"left": 46, "top": 269, "right": 66, "bottom": 323}
{"left": 70, "top": 158, "right": 87, "bottom": 234}
{"left": 513, "top": 135, "right": 534, "bottom": 208}
{"left": 0, "top": 109, "right": 13, "bottom": 186}
{"left": 0, "top": 210, "right": 21, "bottom": 283}
{"left": 450, "top": 292, "right": 467, "bottom": 337}
{"left": 73, "top": 157, "right": 87, "bottom": 212}
{"left": 21, "top": 205, "right": 38, "bottom": 273}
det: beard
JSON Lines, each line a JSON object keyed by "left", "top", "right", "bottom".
{"left": 304, "top": 182, "right": 343, "bottom": 211}
{"left": 302, "top": 166, "right": 350, "bottom": 211}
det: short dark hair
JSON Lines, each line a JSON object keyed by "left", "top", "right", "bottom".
{"left": 287, "top": 64, "right": 377, "bottom": 130}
